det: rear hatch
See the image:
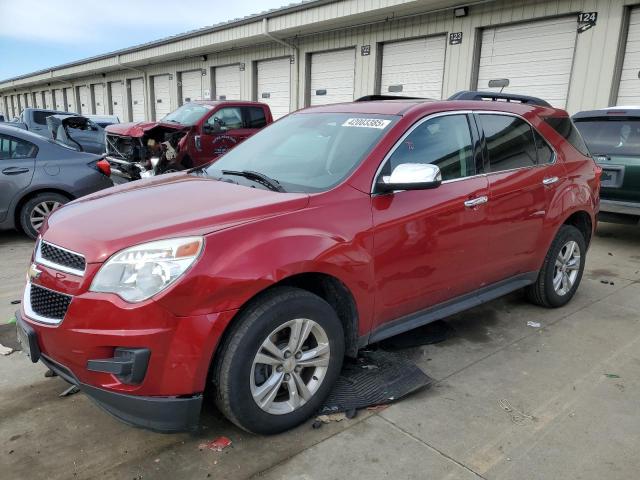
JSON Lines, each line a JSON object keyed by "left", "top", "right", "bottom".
{"left": 573, "top": 114, "right": 640, "bottom": 203}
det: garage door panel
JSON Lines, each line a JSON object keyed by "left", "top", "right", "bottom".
{"left": 153, "top": 75, "right": 171, "bottom": 120}
{"left": 381, "top": 36, "right": 446, "bottom": 99}
{"left": 215, "top": 65, "right": 241, "bottom": 100}
{"left": 181, "top": 70, "right": 203, "bottom": 104}
{"left": 109, "top": 82, "right": 123, "bottom": 119}
{"left": 93, "top": 84, "right": 105, "bottom": 115}
{"left": 53, "top": 89, "right": 64, "bottom": 110}
{"left": 130, "top": 78, "right": 145, "bottom": 122}
{"left": 618, "top": 8, "right": 640, "bottom": 104}
{"left": 310, "top": 49, "right": 355, "bottom": 106}
{"left": 257, "top": 58, "right": 290, "bottom": 119}
{"left": 78, "top": 86, "right": 90, "bottom": 114}
{"left": 478, "top": 16, "right": 577, "bottom": 107}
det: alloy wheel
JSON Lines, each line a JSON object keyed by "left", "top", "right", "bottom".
{"left": 553, "top": 240, "right": 581, "bottom": 296}
{"left": 30, "top": 201, "right": 62, "bottom": 232}
{"left": 250, "top": 318, "right": 330, "bottom": 415}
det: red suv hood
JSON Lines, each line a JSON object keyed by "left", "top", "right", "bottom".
{"left": 42, "top": 174, "right": 309, "bottom": 263}
{"left": 105, "top": 121, "right": 187, "bottom": 137}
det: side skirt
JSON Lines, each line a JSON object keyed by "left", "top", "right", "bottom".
{"left": 362, "top": 272, "right": 539, "bottom": 346}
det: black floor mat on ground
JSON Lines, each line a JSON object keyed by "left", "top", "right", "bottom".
{"left": 319, "top": 350, "right": 432, "bottom": 415}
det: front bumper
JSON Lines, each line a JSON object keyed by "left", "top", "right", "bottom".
{"left": 16, "top": 310, "right": 202, "bottom": 432}
{"left": 599, "top": 198, "right": 640, "bottom": 216}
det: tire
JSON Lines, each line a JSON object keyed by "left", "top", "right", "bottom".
{"left": 526, "top": 225, "right": 586, "bottom": 308}
{"left": 213, "top": 287, "right": 345, "bottom": 435}
{"left": 19, "top": 192, "right": 68, "bottom": 240}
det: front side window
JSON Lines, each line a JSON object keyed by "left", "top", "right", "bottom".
{"left": 573, "top": 118, "right": 640, "bottom": 156}
{"left": 0, "top": 134, "right": 38, "bottom": 160}
{"left": 206, "top": 107, "right": 243, "bottom": 131}
{"left": 480, "top": 114, "right": 537, "bottom": 172}
{"left": 204, "top": 113, "right": 397, "bottom": 192}
{"left": 384, "top": 114, "right": 474, "bottom": 181}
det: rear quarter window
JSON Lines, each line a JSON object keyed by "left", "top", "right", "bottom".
{"left": 32, "top": 111, "right": 57, "bottom": 125}
{"left": 544, "top": 117, "right": 591, "bottom": 157}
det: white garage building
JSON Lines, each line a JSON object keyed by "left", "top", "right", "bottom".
{"left": 1, "top": 0, "right": 638, "bottom": 122}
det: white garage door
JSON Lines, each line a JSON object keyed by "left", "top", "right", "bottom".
{"left": 93, "top": 84, "right": 105, "bottom": 115}
{"left": 53, "top": 89, "right": 64, "bottom": 110}
{"left": 63, "top": 87, "right": 74, "bottom": 112}
{"left": 214, "top": 65, "right": 241, "bottom": 100}
{"left": 153, "top": 75, "right": 171, "bottom": 120}
{"left": 181, "top": 70, "right": 202, "bottom": 104}
{"left": 478, "top": 16, "right": 577, "bottom": 108}
{"left": 381, "top": 36, "right": 447, "bottom": 99}
{"left": 78, "top": 86, "right": 90, "bottom": 114}
{"left": 109, "top": 82, "right": 123, "bottom": 119}
{"left": 617, "top": 8, "right": 640, "bottom": 105}
{"left": 130, "top": 78, "right": 145, "bottom": 122}
{"left": 257, "top": 58, "right": 291, "bottom": 119}
{"left": 44, "top": 90, "right": 53, "bottom": 109}
{"left": 310, "top": 49, "right": 355, "bottom": 106}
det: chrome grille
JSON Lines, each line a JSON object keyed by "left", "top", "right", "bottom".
{"left": 37, "top": 241, "right": 86, "bottom": 275}
{"left": 29, "top": 284, "right": 72, "bottom": 322}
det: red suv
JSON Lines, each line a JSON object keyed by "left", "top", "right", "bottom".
{"left": 17, "top": 93, "right": 600, "bottom": 434}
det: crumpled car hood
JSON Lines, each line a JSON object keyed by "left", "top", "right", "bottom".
{"left": 105, "top": 121, "right": 188, "bottom": 137}
{"left": 41, "top": 173, "right": 309, "bottom": 263}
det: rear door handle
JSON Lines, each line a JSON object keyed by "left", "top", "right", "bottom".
{"left": 543, "top": 176, "right": 559, "bottom": 186}
{"left": 464, "top": 195, "right": 488, "bottom": 208}
{"left": 2, "top": 167, "right": 30, "bottom": 175}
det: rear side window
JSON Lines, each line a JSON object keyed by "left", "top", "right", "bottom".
{"left": 244, "top": 107, "right": 267, "bottom": 128}
{"left": 0, "top": 134, "right": 38, "bottom": 159}
{"left": 386, "top": 114, "right": 474, "bottom": 181}
{"left": 544, "top": 117, "right": 590, "bottom": 156}
{"left": 32, "top": 110, "right": 56, "bottom": 125}
{"left": 480, "top": 114, "right": 537, "bottom": 172}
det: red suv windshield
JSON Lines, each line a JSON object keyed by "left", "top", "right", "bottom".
{"left": 204, "top": 112, "right": 398, "bottom": 193}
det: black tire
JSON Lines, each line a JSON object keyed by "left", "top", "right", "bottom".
{"left": 526, "top": 225, "right": 586, "bottom": 308}
{"left": 19, "top": 192, "right": 69, "bottom": 240}
{"left": 213, "top": 287, "right": 345, "bottom": 435}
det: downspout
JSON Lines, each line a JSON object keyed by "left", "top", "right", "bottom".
{"left": 117, "top": 54, "right": 149, "bottom": 121}
{"left": 262, "top": 17, "right": 299, "bottom": 111}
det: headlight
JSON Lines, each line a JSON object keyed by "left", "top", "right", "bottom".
{"left": 90, "top": 237, "right": 203, "bottom": 302}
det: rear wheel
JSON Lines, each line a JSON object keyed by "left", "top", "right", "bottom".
{"left": 527, "top": 225, "right": 586, "bottom": 308}
{"left": 19, "top": 193, "right": 68, "bottom": 239}
{"left": 213, "top": 287, "right": 344, "bottom": 434}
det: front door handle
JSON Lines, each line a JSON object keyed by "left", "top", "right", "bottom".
{"left": 464, "top": 195, "right": 488, "bottom": 208}
{"left": 2, "top": 167, "right": 30, "bottom": 175}
{"left": 543, "top": 176, "right": 559, "bottom": 186}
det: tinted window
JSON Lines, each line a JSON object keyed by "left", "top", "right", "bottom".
{"left": 480, "top": 114, "right": 537, "bottom": 172}
{"left": 33, "top": 111, "right": 56, "bottom": 125}
{"left": 0, "top": 134, "right": 38, "bottom": 159}
{"left": 534, "top": 130, "right": 554, "bottom": 164}
{"left": 545, "top": 116, "right": 590, "bottom": 156}
{"left": 573, "top": 118, "right": 640, "bottom": 157}
{"left": 386, "top": 115, "right": 474, "bottom": 181}
{"left": 205, "top": 113, "right": 396, "bottom": 192}
{"left": 245, "top": 107, "right": 267, "bottom": 128}
{"left": 207, "top": 107, "right": 243, "bottom": 130}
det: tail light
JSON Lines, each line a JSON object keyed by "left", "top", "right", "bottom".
{"left": 96, "top": 159, "right": 111, "bottom": 177}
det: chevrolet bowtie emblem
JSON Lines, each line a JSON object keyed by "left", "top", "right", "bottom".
{"left": 28, "top": 264, "right": 42, "bottom": 281}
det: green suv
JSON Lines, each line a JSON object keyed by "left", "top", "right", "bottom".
{"left": 573, "top": 108, "right": 640, "bottom": 224}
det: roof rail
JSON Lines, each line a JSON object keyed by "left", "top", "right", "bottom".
{"left": 448, "top": 90, "right": 551, "bottom": 107}
{"left": 355, "top": 95, "right": 428, "bottom": 102}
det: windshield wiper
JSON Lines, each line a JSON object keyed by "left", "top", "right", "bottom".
{"left": 221, "top": 170, "right": 286, "bottom": 192}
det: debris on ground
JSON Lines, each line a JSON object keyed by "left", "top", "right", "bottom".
{"left": 0, "top": 323, "right": 20, "bottom": 352}
{"left": 319, "top": 350, "right": 432, "bottom": 415}
{"left": 10, "top": 300, "right": 21, "bottom": 305}
{"left": 380, "top": 320, "right": 453, "bottom": 349}
{"left": 498, "top": 399, "right": 535, "bottom": 426}
{"left": 0, "top": 343, "right": 14, "bottom": 356}
{"left": 199, "top": 436, "right": 232, "bottom": 452}
{"left": 59, "top": 385, "right": 80, "bottom": 397}
{"left": 600, "top": 280, "right": 615, "bottom": 285}
{"left": 604, "top": 373, "right": 621, "bottom": 379}
{"left": 45, "top": 369, "right": 58, "bottom": 378}
{"left": 6, "top": 317, "right": 16, "bottom": 325}
{"left": 527, "top": 321, "right": 541, "bottom": 328}
{"left": 316, "top": 412, "right": 348, "bottom": 423}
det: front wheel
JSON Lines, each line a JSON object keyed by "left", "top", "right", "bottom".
{"left": 213, "top": 287, "right": 344, "bottom": 435}
{"left": 527, "top": 225, "right": 586, "bottom": 308}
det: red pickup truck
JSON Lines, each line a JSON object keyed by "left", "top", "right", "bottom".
{"left": 105, "top": 100, "right": 273, "bottom": 180}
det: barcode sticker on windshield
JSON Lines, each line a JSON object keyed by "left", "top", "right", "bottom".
{"left": 342, "top": 118, "right": 391, "bottom": 129}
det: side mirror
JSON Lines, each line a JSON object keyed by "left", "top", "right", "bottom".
{"left": 376, "top": 163, "right": 442, "bottom": 193}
